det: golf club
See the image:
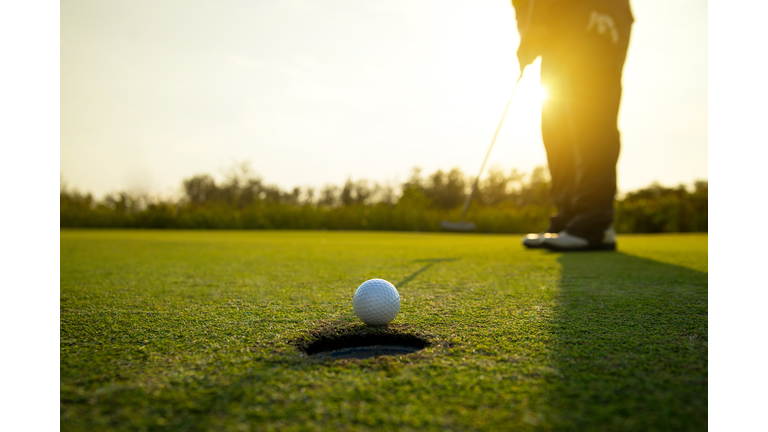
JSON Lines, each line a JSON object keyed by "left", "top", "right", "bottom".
{"left": 440, "top": 69, "right": 526, "bottom": 232}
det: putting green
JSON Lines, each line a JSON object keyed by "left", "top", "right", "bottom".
{"left": 61, "top": 230, "right": 707, "bottom": 431}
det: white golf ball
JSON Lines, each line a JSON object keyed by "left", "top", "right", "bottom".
{"left": 353, "top": 279, "right": 400, "bottom": 326}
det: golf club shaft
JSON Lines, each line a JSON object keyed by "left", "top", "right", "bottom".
{"left": 460, "top": 70, "right": 525, "bottom": 221}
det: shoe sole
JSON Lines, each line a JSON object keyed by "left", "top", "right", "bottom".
{"left": 523, "top": 242, "right": 547, "bottom": 249}
{"left": 522, "top": 233, "right": 558, "bottom": 249}
{"left": 542, "top": 242, "right": 616, "bottom": 252}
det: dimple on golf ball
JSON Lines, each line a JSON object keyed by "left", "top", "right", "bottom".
{"left": 353, "top": 279, "right": 400, "bottom": 326}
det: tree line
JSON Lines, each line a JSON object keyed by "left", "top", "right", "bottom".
{"left": 60, "top": 165, "right": 707, "bottom": 233}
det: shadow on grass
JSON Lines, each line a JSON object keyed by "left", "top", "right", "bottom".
{"left": 543, "top": 251, "right": 707, "bottom": 431}
{"left": 397, "top": 258, "right": 459, "bottom": 287}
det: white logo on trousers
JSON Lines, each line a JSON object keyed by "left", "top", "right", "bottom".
{"left": 586, "top": 11, "right": 619, "bottom": 45}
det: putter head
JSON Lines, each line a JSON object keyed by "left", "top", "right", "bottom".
{"left": 439, "top": 220, "right": 477, "bottom": 232}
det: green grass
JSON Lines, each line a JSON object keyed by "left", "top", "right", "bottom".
{"left": 60, "top": 230, "right": 707, "bottom": 431}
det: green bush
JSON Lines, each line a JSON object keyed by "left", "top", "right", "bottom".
{"left": 614, "top": 181, "right": 708, "bottom": 233}
{"left": 60, "top": 167, "right": 707, "bottom": 234}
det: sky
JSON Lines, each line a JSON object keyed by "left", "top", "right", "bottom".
{"left": 61, "top": 0, "right": 707, "bottom": 198}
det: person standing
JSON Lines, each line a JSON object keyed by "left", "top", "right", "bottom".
{"left": 514, "top": 0, "right": 633, "bottom": 251}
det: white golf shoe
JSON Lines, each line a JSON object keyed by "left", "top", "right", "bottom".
{"left": 522, "top": 232, "right": 558, "bottom": 249}
{"left": 541, "top": 226, "right": 617, "bottom": 251}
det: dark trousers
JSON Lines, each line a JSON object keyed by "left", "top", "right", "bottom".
{"left": 539, "top": 3, "right": 632, "bottom": 245}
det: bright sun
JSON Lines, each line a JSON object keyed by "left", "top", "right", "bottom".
{"left": 512, "top": 72, "right": 548, "bottom": 113}
{"left": 536, "top": 85, "right": 548, "bottom": 104}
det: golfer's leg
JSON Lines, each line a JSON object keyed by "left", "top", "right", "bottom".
{"left": 564, "top": 15, "right": 631, "bottom": 245}
{"left": 564, "top": 72, "right": 621, "bottom": 242}
{"left": 540, "top": 58, "right": 575, "bottom": 233}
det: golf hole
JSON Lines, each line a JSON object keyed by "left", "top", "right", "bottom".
{"left": 302, "top": 333, "right": 429, "bottom": 360}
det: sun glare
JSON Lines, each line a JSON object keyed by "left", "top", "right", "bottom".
{"left": 536, "top": 85, "right": 548, "bottom": 104}
{"left": 510, "top": 67, "right": 548, "bottom": 117}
